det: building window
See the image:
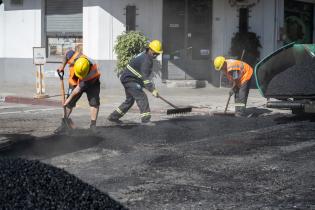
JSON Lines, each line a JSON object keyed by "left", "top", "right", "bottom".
{"left": 126, "top": 5, "right": 136, "bottom": 31}
{"left": 47, "top": 37, "right": 82, "bottom": 60}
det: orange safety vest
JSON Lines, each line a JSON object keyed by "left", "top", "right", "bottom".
{"left": 67, "top": 51, "right": 82, "bottom": 86}
{"left": 77, "top": 56, "right": 101, "bottom": 85}
{"left": 225, "top": 59, "right": 253, "bottom": 86}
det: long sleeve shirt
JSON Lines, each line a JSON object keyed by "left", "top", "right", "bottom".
{"left": 120, "top": 51, "right": 156, "bottom": 92}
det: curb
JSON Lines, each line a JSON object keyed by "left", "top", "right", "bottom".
{"left": 3, "top": 95, "right": 61, "bottom": 107}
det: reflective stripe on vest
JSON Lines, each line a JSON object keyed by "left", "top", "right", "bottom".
{"left": 226, "top": 59, "right": 253, "bottom": 86}
{"left": 116, "top": 108, "right": 124, "bottom": 115}
{"left": 234, "top": 103, "right": 246, "bottom": 107}
{"left": 127, "top": 65, "right": 153, "bottom": 85}
{"left": 143, "top": 80, "right": 151, "bottom": 85}
{"left": 127, "top": 65, "right": 142, "bottom": 78}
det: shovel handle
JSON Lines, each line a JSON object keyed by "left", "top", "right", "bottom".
{"left": 57, "top": 70, "right": 64, "bottom": 80}
{"left": 57, "top": 69, "right": 67, "bottom": 118}
{"left": 158, "top": 95, "right": 179, "bottom": 109}
{"left": 224, "top": 93, "right": 233, "bottom": 114}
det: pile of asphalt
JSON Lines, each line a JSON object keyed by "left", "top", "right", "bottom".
{"left": 265, "top": 62, "right": 315, "bottom": 97}
{"left": 0, "top": 157, "right": 127, "bottom": 210}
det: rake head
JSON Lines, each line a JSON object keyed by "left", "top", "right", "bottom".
{"left": 166, "top": 107, "right": 192, "bottom": 115}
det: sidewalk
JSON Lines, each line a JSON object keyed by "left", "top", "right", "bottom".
{"left": 0, "top": 80, "right": 269, "bottom": 114}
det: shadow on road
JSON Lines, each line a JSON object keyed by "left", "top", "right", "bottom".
{"left": 0, "top": 112, "right": 304, "bottom": 159}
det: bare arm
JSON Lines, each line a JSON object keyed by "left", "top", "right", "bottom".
{"left": 64, "top": 85, "right": 81, "bottom": 107}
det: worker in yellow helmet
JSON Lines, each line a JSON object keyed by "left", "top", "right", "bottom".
{"left": 107, "top": 40, "right": 163, "bottom": 125}
{"left": 56, "top": 55, "right": 101, "bottom": 133}
{"left": 213, "top": 56, "right": 253, "bottom": 117}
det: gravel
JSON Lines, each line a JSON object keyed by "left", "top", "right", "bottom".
{"left": 0, "top": 157, "right": 127, "bottom": 210}
{"left": 265, "top": 62, "right": 315, "bottom": 97}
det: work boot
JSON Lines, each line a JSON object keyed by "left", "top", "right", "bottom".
{"left": 235, "top": 106, "right": 246, "bottom": 117}
{"left": 89, "top": 124, "right": 100, "bottom": 134}
{"left": 107, "top": 115, "right": 122, "bottom": 124}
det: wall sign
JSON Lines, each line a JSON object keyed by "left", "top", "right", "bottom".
{"left": 169, "top": 23, "right": 180, "bottom": 28}
{"left": 33, "top": 47, "right": 46, "bottom": 65}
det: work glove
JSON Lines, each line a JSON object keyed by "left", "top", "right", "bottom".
{"left": 57, "top": 68, "right": 64, "bottom": 80}
{"left": 152, "top": 89, "right": 159, "bottom": 98}
{"left": 57, "top": 68, "right": 64, "bottom": 73}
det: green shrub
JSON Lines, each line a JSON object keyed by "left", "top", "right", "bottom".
{"left": 114, "top": 31, "right": 149, "bottom": 75}
{"left": 230, "top": 32, "right": 262, "bottom": 67}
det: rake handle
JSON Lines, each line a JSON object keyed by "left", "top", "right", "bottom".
{"left": 158, "top": 95, "right": 179, "bottom": 109}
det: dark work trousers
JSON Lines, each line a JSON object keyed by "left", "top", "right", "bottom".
{"left": 109, "top": 82, "right": 151, "bottom": 122}
{"left": 234, "top": 80, "right": 251, "bottom": 115}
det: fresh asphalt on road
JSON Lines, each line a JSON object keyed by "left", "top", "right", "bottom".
{"left": 0, "top": 101, "right": 315, "bottom": 209}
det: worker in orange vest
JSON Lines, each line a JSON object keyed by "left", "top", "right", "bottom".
{"left": 57, "top": 44, "right": 83, "bottom": 98}
{"left": 213, "top": 56, "right": 253, "bottom": 117}
{"left": 56, "top": 53, "right": 101, "bottom": 132}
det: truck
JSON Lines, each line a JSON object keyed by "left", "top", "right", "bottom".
{"left": 254, "top": 42, "right": 315, "bottom": 115}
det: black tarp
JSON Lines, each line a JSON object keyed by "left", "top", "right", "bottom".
{"left": 255, "top": 43, "right": 315, "bottom": 99}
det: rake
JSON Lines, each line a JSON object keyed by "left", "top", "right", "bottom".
{"left": 158, "top": 95, "right": 192, "bottom": 115}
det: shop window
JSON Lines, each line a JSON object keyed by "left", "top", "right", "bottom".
{"left": 47, "top": 37, "right": 82, "bottom": 60}
{"left": 126, "top": 5, "right": 136, "bottom": 31}
{"left": 11, "top": 0, "right": 23, "bottom": 6}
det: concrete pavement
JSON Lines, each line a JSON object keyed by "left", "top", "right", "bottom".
{"left": 0, "top": 80, "right": 271, "bottom": 115}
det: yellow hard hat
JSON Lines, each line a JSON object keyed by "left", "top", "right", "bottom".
{"left": 74, "top": 57, "right": 90, "bottom": 79}
{"left": 149, "top": 40, "right": 163, "bottom": 54}
{"left": 214, "top": 56, "right": 226, "bottom": 71}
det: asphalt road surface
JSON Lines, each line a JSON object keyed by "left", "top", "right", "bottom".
{"left": 0, "top": 102, "right": 315, "bottom": 209}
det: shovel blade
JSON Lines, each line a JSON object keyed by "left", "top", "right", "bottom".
{"left": 63, "top": 118, "right": 76, "bottom": 129}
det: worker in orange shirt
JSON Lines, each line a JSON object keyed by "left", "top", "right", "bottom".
{"left": 213, "top": 56, "right": 253, "bottom": 117}
{"left": 57, "top": 44, "right": 83, "bottom": 98}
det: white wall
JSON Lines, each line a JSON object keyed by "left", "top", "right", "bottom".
{"left": 0, "top": 3, "right": 4, "bottom": 58}
{"left": 212, "top": 0, "right": 238, "bottom": 58}
{"left": 83, "top": 0, "right": 163, "bottom": 61}
{"left": 212, "top": 0, "right": 279, "bottom": 60}
{"left": 250, "top": 0, "right": 277, "bottom": 58}
{"left": 1, "top": 0, "right": 42, "bottom": 58}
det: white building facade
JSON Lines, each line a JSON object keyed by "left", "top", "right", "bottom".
{"left": 0, "top": 0, "right": 314, "bottom": 88}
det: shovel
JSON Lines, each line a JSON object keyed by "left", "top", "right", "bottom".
{"left": 158, "top": 95, "right": 192, "bottom": 115}
{"left": 212, "top": 92, "right": 235, "bottom": 116}
{"left": 57, "top": 70, "right": 75, "bottom": 130}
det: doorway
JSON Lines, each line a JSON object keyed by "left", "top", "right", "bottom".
{"left": 162, "top": 0, "right": 212, "bottom": 81}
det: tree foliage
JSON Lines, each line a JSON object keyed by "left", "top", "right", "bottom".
{"left": 230, "top": 32, "right": 262, "bottom": 67}
{"left": 114, "top": 31, "right": 149, "bottom": 74}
